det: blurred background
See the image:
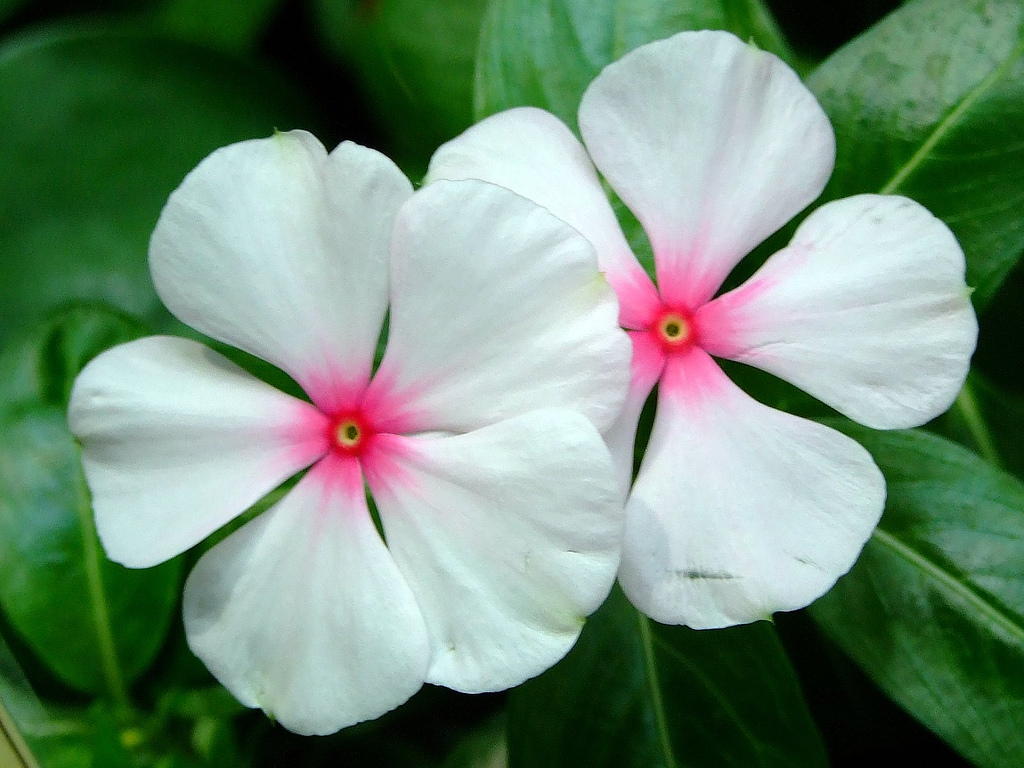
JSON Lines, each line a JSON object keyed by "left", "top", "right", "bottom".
{"left": 1, "top": 0, "right": 1020, "bottom": 766}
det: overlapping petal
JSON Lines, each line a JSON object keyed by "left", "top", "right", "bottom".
{"left": 150, "top": 132, "right": 412, "bottom": 410}
{"left": 363, "top": 410, "right": 622, "bottom": 692}
{"left": 183, "top": 457, "right": 430, "bottom": 736}
{"left": 697, "top": 195, "right": 978, "bottom": 429}
{"left": 366, "top": 180, "right": 630, "bottom": 435}
{"left": 426, "top": 107, "right": 660, "bottom": 329}
{"left": 579, "top": 30, "right": 835, "bottom": 309}
{"left": 68, "top": 336, "right": 328, "bottom": 568}
{"left": 603, "top": 332, "right": 664, "bottom": 493}
{"left": 619, "top": 349, "right": 885, "bottom": 629}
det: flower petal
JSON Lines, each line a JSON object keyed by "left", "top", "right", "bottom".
{"left": 697, "top": 195, "right": 978, "bottom": 429}
{"left": 150, "top": 132, "right": 412, "bottom": 410}
{"left": 68, "top": 336, "right": 328, "bottom": 568}
{"left": 362, "top": 409, "right": 623, "bottom": 692}
{"left": 604, "top": 331, "right": 664, "bottom": 494}
{"left": 619, "top": 349, "right": 884, "bottom": 629}
{"left": 183, "top": 456, "right": 430, "bottom": 736}
{"left": 579, "top": 30, "right": 835, "bottom": 309}
{"left": 426, "top": 107, "right": 660, "bottom": 329}
{"left": 366, "top": 180, "right": 630, "bottom": 434}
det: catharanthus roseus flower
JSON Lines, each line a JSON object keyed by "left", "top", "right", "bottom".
{"left": 427, "top": 30, "right": 979, "bottom": 629}
{"left": 68, "top": 132, "right": 631, "bottom": 734}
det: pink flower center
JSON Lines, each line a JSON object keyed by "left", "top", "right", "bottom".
{"left": 652, "top": 308, "right": 697, "bottom": 353}
{"left": 327, "top": 411, "right": 374, "bottom": 457}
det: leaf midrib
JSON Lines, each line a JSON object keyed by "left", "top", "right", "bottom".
{"left": 72, "top": 466, "right": 128, "bottom": 705}
{"left": 878, "top": 36, "right": 1024, "bottom": 195}
{"left": 636, "top": 611, "right": 678, "bottom": 768}
{"left": 871, "top": 526, "right": 1024, "bottom": 648}
{"left": 636, "top": 609, "right": 787, "bottom": 767}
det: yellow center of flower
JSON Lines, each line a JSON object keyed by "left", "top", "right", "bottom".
{"left": 335, "top": 420, "right": 362, "bottom": 449}
{"left": 658, "top": 313, "right": 691, "bottom": 346}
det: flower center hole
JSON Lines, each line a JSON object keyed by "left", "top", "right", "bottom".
{"left": 336, "top": 421, "right": 361, "bottom": 448}
{"left": 658, "top": 313, "right": 691, "bottom": 345}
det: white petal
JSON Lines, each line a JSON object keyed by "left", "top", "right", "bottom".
{"left": 579, "top": 30, "right": 835, "bottom": 309}
{"left": 68, "top": 336, "right": 328, "bottom": 568}
{"left": 183, "top": 456, "right": 430, "bottom": 736}
{"left": 150, "top": 132, "right": 412, "bottom": 409}
{"left": 366, "top": 180, "right": 630, "bottom": 434}
{"left": 426, "top": 107, "right": 660, "bottom": 329}
{"left": 697, "top": 195, "right": 978, "bottom": 429}
{"left": 619, "top": 349, "right": 884, "bottom": 629}
{"left": 604, "top": 331, "right": 664, "bottom": 494}
{"left": 362, "top": 409, "right": 623, "bottom": 692}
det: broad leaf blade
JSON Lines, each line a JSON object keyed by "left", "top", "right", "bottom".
{"left": 811, "top": 426, "right": 1024, "bottom": 767}
{"left": 0, "top": 308, "right": 181, "bottom": 697}
{"left": 507, "top": 587, "right": 827, "bottom": 768}
{"left": 0, "top": 25, "right": 313, "bottom": 347}
{"left": 0, "top": 408, "right": 181, "bottom": 697}
{"left": 475, "top": 0, "right": 793, "bottom": 129}
{"left": 155, "top": 0, "right": 284, "bottom": 51}
{"left": 808, "top": 0, "right": 1024, "bottom": 308}
{"left": 937, "top": 370, "right": 1024, "bottom": 480}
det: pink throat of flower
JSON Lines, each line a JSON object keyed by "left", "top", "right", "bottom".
{"left": 326, "top": 411, "right": 374, "bottom": 457}
{"left": 652, "top": 308, "right": 698, "bottom": 353}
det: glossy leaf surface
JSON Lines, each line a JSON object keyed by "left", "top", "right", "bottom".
{"left": 811, "top": 425, "right": 1024, "bottom": 767}
{"left": 808, "top": 0, "right": 1024, "bottom": 308}
{"left": 0, "top": 308, "right": 180, "bottom": 697}
{"left": 475, "top": 0, "right": 793, "bottom": 130}
{"left": 507, "top": 587, "right": 827, "bottom": 768}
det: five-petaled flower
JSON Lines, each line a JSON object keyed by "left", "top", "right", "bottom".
{"left": 68, "top": 132, "right": 631, "bottom": 734}
{"left": 428, "top": 30, "right": 979, "bottom": 628}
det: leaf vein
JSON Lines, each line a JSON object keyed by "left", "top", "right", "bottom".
{"left": 879, "top": 38, "right": 1024, "bottom": 195}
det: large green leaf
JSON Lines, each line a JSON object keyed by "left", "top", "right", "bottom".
{"left": 0, "top": 308, "right": 181, "bottom": 699}
{"left": 507, "top": 587, "right": 827, "bottom": 768}
{"left": 810, "top": 426, "right": 1024, "bottom": 767}
{"left": 155, "top": 0, "right": 284, "bottom": 51}
{"left": 808, "top": 0, "right": 1024, "bottom": 308}
{"left": 0, "top": 407, "right": 182, "bottom": 699}
{"left": 0, "top": 24, "right": 313, "bottom": 347}
{"left": 314, "top": 0, "right": 488, "bottom": 175}
{"left": 475, "top": 0, "right": 793, "bottom": 130}
{"left": 936, "top": 370, "right": 1024, "bottom": 479}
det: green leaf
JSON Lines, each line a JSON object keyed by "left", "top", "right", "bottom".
{"left": 0, "top": 308, "right": 181, "bottom": 699}
{"left": 0, "top": 305, "right": 147, "bottom": 410}
{"left": 0, "top": 24, "right": 314, "bottom": 348}
{"left": 155, "top": 0, "right": 284, "bottom": 51}
{"left": 475, "top": 0, "right": 793, "bottom": 130}
{"left": 507, "top": 587, "right": 827, "bottom": 768}
{"left": 440, "top": 716, "right": 506, "bottom": 768}
{"left": 810, "top": 425, "right": 1024, "bottom": 767}
{"left": 0, "top": 408, "right": 182, "bottom": 700}
{"left": 808, "top": 0, "right": 1024, "bottom": 308}
{"left": 314, "top": 0, "right": 488, "bottom": 175}
{"left": 935, "top": 370, "right": 1024, "bottom": 478}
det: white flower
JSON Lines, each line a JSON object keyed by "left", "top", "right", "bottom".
{"left": 426, "top": 30, "right": 978, "bottom": 629}
{"left": 68, "top": 131, "right": 631, "bottom": 734}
